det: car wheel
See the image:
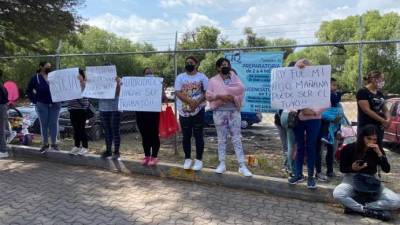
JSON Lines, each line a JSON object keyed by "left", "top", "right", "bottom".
{"left": 241, "top": 120, "right": 249, "bottom": 129}
{"left": 89, "top": 125, "right": 102, "bottom": 141}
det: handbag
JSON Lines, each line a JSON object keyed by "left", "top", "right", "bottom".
{"left": 159, "top": 104, "right": 180, "bottom": 138}
{"left": 353, "top": 173, "right": 381, "bottom": 195}
{"left": 287, "top": 111, "right": 298, "bottom": 128}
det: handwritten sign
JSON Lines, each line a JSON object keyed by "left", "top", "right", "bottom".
{"left": 118, "top": 76, "right": 163, "bottom": 112}
{"left": 271, "top": 65, "right": 331, "bottom": 110}
{"left": 224, "top": 51, "right": 283, "bottom": 112}
{"left": 82, "top": 65, "right": 117, "bottom": 99}
{"left": 48, "top": 68, "right": 81, "bottom": 102}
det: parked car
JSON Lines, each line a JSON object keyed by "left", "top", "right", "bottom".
{"left": 13, "top": 104, "right": 137, "bottom": 141}
{"left": 383, "top": 98, "right": 400, "bottom": 145}
{"left": 59, "top": 109, "right": 137, "bottom": 141}
{"left": 165, "top": 87, "right": 175, "bottom": 101}
{"left": 204, "top": 109, "right": 263, "bottom": 129}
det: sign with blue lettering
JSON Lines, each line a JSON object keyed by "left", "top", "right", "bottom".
{"left": 224, "top": 51, "right": 284, "bottom": 112}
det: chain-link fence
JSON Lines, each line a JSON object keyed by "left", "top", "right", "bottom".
{"left": 2, "top": 40, "right": 400, "bottom": 190}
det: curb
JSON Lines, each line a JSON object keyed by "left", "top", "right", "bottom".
{"left": 9, "top": 145, "right": 335, "bottom": 203}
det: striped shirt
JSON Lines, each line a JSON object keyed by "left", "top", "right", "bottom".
{"left": 68, "top": 98, "right": 90, "bottom": 110}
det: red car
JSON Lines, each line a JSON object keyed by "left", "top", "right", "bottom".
{"left": 384, "top": 98, "right": 400, "bottom": 145}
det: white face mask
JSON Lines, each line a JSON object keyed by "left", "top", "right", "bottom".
{"left": 377, "top": 81, "right": 385, "bottom": 89}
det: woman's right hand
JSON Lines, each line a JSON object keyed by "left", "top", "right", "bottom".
{"left": 352, "top": 160, "right": 368, "bottom": 171}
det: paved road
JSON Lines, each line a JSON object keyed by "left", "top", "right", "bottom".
{"left": 0, "top": 159, "right": 397, "bottom": 225}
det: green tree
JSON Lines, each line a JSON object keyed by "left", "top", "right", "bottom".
{"left": 0, "top": 0, "right": 83, "bottom": 55}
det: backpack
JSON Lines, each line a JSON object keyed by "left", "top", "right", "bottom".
{"left": 0, "top": 84, "right": 8, "bottom": 104}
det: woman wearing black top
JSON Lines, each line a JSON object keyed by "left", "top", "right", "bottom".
{"left": 333, "top": 125, "right": 400, "bottom": 221}
{"left": 356, "top": 70, "right": 390, "bottom": 148}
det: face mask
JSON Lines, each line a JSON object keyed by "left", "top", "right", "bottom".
{"left": 377, "top": 81, "right": 385, "bottom": 89}
{"left": 185, "top": 64, "right": 195, "bottom": 73}
{"left": 44, "top": 68, "right": 51, "bottom": 74}
{"left": 221, "top": 67, "right": 231, "bottom": 75}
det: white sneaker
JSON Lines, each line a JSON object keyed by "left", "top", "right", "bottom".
{"left": 0, "top": 152, "right": 9, "bottom": 159}
{"left": 78, "top": 147, "right": 88, "bottom": 155}
{"left": 239, "top": 166, "right": 253, "bottom": 177}
{"left": 215, "top": 162, "right": 226, "bottom": 174}
{"left": 70, "top": 147, "right": 81, "bottom": 155}
{"left": 192, "top": 159, "right": 203, "bottom": 171}
{"left": 183, "top": 159, "right": 192, "bottom": 170}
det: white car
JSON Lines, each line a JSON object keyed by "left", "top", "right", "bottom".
{"left": 165, "top": 87, "right": 175, "bottom": 101}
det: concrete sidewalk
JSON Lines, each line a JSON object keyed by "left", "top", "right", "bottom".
{"left": 9, "top": 145, "right": 336, "bottom": 203}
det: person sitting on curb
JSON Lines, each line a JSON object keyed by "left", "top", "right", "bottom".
{"left": 333, "top": 125, "right": 400, "bottom": 221}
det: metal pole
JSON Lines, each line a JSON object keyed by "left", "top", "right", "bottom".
{"left": 357, "top": 16, "right": 364, "bottom": 89}
{"left": 173, "top": 31, "right": 178, "bottom": 156}
{"left": 55, "top": 40, "right": 62, "bottom": 69}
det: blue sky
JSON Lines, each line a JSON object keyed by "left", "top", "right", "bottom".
{"left": 77, "top": 0, "right": 400, "bottom": 49}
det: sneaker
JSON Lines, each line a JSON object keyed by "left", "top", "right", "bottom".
{"left": 238, "top": 165, "right": 253, "bottom": 177}
{"left": 327, "top": 172, "right": 336, "bottom": 178}
{"left": 39, "top": 144, "right": 49, "bottom": 154}
{"left": 148, "top": 157, "right": 158, "bottom": 166}
{"left": 316, "top": 172, "right": 328, "bottom": 182}
{"left": 192, "top": 159, "right": 203, "bottom": 171}
{"left": 307, "top": 177, "right": 317, "bottom": 189}
{"left": 288, "top": 175, "right": 305, "bottom": 185}
{"left": 364, "top": 209, "right": 392, "bottom": 221}
{"left": 215, "top": 162, "right": 226, "bottom": 174}
{"left": 183, "top": 159, "right": 192, "bottom": 170}
{"left": 0, "top": 152, "right": 9, "bottom": 159}
{"left": 78, "top": 147, "right": 88, "bottom": 155}
{"left": 112, "top": 152, "right": 121, "bottom": 161}
{"left": 101, "top": 151, "right": 112, "bottom": 159}
{"left": 69, "top": 147, "right": 81, "bottom": 155}
{"left": 141, "top": 156, "right": 150, "bottom": 166}
{"left": 50, "top": 144, "right": 59, "bottom": 151}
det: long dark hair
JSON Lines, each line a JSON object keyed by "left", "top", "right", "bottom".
{"left": 215, "top": 57, "right": 231, "bottom": 68}
{"left": 36, "top": 61, "right": 49, "bottom": 73}
{"left": 355, "top": 125, "right": 378, "bottom": 158}
{"left": 79, "top": 68, "right": 85, "bottom": 79}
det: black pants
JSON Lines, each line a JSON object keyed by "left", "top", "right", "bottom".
{"left": 100, "top": 111, "right": 121, "bottom": 154}
{"left": 316, "top": 120, "right": 334, "bottom": 174}
{"left": 69, "top": 109, "right": 88, "bottom": 148}
{"left": 136, "top": 111, "right": 160, "bottom": 158}
{"left": 179, "top": 109, "right": 205, "bottom": 160}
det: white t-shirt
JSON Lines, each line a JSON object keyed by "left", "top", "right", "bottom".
{"left": 174, "top": 72, "right": 208, "bottom": 117}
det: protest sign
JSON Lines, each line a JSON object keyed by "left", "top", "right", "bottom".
{"left": 224, "top": 51, "right": 283, "bottom": 112}
{"left": 48, "top": 68, "right": 81, "bottom": 102}
{"left": 271, "top": 65, "right": 331, "bottom": 110}
{"left": 82, "top": 65, "right": 117, "bottom": 99}
{"left": 118, "top": 76, "right": 163, "bottom": 112}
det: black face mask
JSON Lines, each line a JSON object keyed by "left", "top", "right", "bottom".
{"left": 221, "top": 67, "right": 231, "bottom": 75}
{"left": 185, "top": 64, "right": 195, "bottom": 73}
{"left": 44, "top": 68, "right": 51, "bottom": 74}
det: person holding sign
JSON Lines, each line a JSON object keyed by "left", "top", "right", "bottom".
{"left": 206, "top": 58, "right": 252, "bottom": 177}
{"left": 288, "top": 59, "right": 325, "bottom": 189}
{"left": 137, "top": 67, "right": 167, "bottom": 166}
{"left": 68, "top": 69, "right": 89, "bottom": 155}
{"left": 175, "top": 56, "right": 208, "bottom": 171}
{"left": 356, "top": 70, "right": 390, "bottom": 150}
{"left": 99, "top": 75, "right": 122, "bottom": 160}
{"left": 26, "top": 62, "right": 61, "bottom": 153}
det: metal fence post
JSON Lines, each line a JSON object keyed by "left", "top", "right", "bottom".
{"left": 357, "top": 16, "right": 364, "bottom": 89}
{"left": 173, "top": 31, "right": 178, "bottom": 156}
{"left": 55, "top": 40, "right": 62, "bottom": 69}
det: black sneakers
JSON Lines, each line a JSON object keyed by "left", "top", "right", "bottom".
{"left": 101, "top": 151, "right": 112, "bottom": 159}
{"left": 364, "top": 208, "right": 392, "bottom": 221}
{"left": 39, "top": 144, "right": 49, "bottom": 154}
{"left": 50, "top": 144, "right": 59, "bottom": 151}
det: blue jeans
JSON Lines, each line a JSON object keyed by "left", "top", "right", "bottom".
{"left": 100, "top": 111, "right": 121, "bottom": 154}
{"left": 279, "top": 112, "right": 296, "bottom": 175}
{"left": 294, "top": 119, "right": 321, "bottom": 178}
{"left": 35, "top": 102, "right": 61, "bottom": 145}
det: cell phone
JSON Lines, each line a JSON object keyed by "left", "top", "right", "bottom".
{"left": 357, "top": 160, "right": 365, "bottom": 166}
